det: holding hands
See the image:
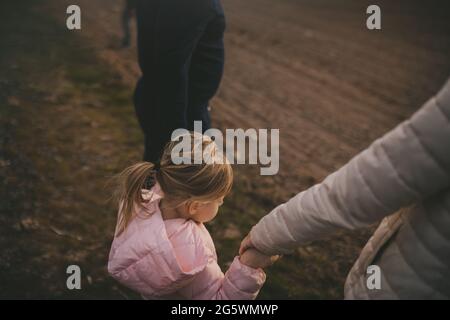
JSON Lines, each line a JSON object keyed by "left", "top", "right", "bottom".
{"left": 238, "top": 234, "right": 280, "bottom": 269}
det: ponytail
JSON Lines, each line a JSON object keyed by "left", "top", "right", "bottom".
{"left": 113, "top": 162, "right": 157, "bottom": 236}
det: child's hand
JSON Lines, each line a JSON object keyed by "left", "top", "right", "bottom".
{"left": 239, "top": 248, "right": 280, "bottom": 269}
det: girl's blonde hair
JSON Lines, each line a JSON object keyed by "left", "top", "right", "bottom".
{"left": 113, "top": 133, "right": 233, "bottom": 236}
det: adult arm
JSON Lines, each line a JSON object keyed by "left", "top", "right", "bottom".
{"left": 249, "top": 79, "right": 450, "bottom": 256}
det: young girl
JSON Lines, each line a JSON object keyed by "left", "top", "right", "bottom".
{"left": 108, "top": 133, "right": 277, "bottom": 299}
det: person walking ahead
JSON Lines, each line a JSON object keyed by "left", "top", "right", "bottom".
{"left": 134, "top": 0, "right": 226, "bottom": 162}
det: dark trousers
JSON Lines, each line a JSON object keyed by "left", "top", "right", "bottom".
{"left": 134, "top": 0, "right": 226, "bottom": 162}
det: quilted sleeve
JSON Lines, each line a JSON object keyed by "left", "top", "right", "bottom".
{"left": 177, "top": 256, "right": 266, "bottom": 300}
{"left": 170, "top": 222, "right": 266, "bottom": 300}
{"left": 250, "top": 79, "right": 450, "bottom": 256}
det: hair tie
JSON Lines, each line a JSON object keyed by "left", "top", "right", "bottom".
{"left": 143, "top": 162, "right": 160, "bottom": 190}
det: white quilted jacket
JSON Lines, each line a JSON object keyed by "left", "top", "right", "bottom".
{"left": 250, "top": 79, "right": 450, "bottom": 299}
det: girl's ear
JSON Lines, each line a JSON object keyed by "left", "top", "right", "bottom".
{"left": 186, "top": 201, "right": 201, "bottom": 216}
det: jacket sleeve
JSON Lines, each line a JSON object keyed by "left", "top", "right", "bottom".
{"left": 178, "top": 256, "right": 266, "bottom": 300}
{"left": 162, "top": 221, "right": 266, "bottom": 300}
{"left": 250, "top": 79, "right": 450, "bottom": 256}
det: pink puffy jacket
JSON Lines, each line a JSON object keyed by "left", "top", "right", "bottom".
{"left": 108, "top": 184, "right": 266, "bottom": 299}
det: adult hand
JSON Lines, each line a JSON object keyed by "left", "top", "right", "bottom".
{"left": 239, "top": 233, "right": 255, "bottom": 255}
{"left": 239, "top": 248, "right": 280, "bottom": 269}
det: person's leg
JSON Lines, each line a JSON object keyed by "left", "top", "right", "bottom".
{"left": 134, "top": 0, "right": 218, "bottom": 162}
{"left": 186, "top": 0, "right": 226, "bottom": 131}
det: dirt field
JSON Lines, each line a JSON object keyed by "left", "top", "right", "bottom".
{"left": 1, "top": 0, "right": 449, "bottom": 299}
{"left": 61, "top": 0, "right": 450, "bottom": 198}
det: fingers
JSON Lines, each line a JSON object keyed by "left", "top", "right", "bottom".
{"left": 261, "top": 254, "right": 279, "bottom": 268}
{"left": 239, "top": 234, "right": 254, "bottom": 255}
{"left": 239, "top": 247, "right": 281, "bottom": 269}
{"left": 270, "top": 255, "right": 281, "bottom": 263}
